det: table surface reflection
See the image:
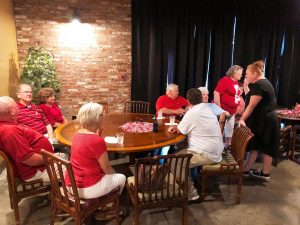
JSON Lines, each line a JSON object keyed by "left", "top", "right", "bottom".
{"left": 55, "top": 113, "right": 186, "bottom": 153}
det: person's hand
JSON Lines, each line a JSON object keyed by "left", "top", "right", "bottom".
{"left": 176, "top": 108, "right": 186, "bottom": 115}
{"left": 225, "top": 111, "right": 230, "bottom": 117}
{"left": 168, "top": 126, "right": 177, "bottom": 133}
{"left": 238, "top": 119, "right": 246, "bottom": 127}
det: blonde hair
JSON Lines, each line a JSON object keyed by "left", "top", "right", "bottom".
{"left": 77, "top": 103, "right": 103, "bottom": 132}
{"left": 247, "top": 60, "right": 265, "bottom": 75}
{"left": 226, "top": 65, "right": 243, "bottom": 77}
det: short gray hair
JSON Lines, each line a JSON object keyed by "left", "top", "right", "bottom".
{"left": 226, "top": 65, "right": 243, "bottom": 77}
{"left": 77, "top": 102, "right": 103, "bottom": 132}
{"left": 197, "top": 87, "right": 209, "bottom": 94}
{"left": 16, "top": 84, "right": 32, "bottom": 94}
{"left": 166, "top": 83, "right": 178, "bottom": 93}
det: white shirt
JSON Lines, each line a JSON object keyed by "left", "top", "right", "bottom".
{"left": 178, "top": 103, "right": 223, "bottom": 162}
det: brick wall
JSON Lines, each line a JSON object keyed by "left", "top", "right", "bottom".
{"left": 14, "top": 0, "right": 131, "bottom": 117}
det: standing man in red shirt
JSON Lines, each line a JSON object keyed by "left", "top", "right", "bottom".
{"left": 156, "top": 83, "right": 188, "bottom": 117}
{"left": 16, "top": 84, "right": 55, "bottom": 140}
{"left": 0, "top": 96, "right": 54, "bottom": 182}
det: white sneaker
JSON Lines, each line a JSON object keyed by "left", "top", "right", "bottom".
{"left": 188, "top": 187, "right": 199, "bottom": 201}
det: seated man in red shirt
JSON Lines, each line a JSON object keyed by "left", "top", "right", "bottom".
{"left": 156, "top": 83, "right": 188, "bottom": 117}
{"left": 16, "top": 84, "right": 54, "bottom": 140}
{"left": 0, "top": 96, "right": 54, "bottom": 182}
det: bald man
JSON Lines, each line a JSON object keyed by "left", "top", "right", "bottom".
{"left": 0, "top": 96, "right": 54, "bottom": 182}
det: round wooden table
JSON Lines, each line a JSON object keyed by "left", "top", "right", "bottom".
{"left": 55, "top": 113, "right": 186, "bottom": 153}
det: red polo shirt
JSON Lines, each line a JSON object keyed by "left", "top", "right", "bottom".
{"left": 17, "top": 103, "right": 50, "bottom": 134}
{"left": 156, "top": 95, "right": 188, "bottom": 116}
{"left": 0, "top": 121, "right": 53, "bottom": 180}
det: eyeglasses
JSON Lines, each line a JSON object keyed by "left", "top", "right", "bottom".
{"left": 20, "top": 91, "right": 32, "bottom": 94}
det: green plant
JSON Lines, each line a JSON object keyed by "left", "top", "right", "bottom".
{"left": 21, "top": 47, "right": 60, "bottom": 102}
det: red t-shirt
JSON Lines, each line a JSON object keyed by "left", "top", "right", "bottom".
{"left": 39, "top": 103, "right": 64, "bottom": 126}
{"left": 214, "top": 76, "right": 241, "bottom": 114}
{"left": 156, "top": 95, "right": 188, "bottom": 116}
{"left": 64, "top": 133, "right": 106, "bottom": 188}
{"left": 0, "top": 121, "right": 54, "bottom": 180}
{"left": 17, "top": 103, "right": 50, "bottom": 134}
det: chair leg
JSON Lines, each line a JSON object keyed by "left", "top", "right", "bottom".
{"left": 50, "top": 203, "right": 58, "bottom": 225}
{"left": 133, "top": 208, "right": 140, "bottom": 225}
{"left": 182, "top": 203, "right": 188, "bottom": 225}
{"left": 200, "top": 174, "right": 206, "bottom": 201}
{"left": 236, "top": 176, "right": 243, "bottom": 204}
{"left": 115, "top": 197, "right": 120, "bottom": 225}
{"left": 13, "top": 206, "right": 20, "bottom": 225}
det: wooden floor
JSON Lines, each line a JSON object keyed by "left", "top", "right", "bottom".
{"left": 1, "top": 156, "right": 300, "bottom": 225}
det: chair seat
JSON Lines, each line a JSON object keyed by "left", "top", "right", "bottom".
{"left": 127, "top": 176, "right": 183, "bottom": 202}
{"left": 202, "top": 152, "right": 240, "bottom": 171}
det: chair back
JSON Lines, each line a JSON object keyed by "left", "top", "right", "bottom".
{"left": 40, "top": 150, "right": 82, "bottom": 213}
{"left": 124, "top": 101, "right": 150, "bottom": 114}
{"left": 230, "top": 126, "right": 254, "bottom": 169}
{"left": 0, "top": 150, "right": 19, "bottom": 196}
{"left": 132, "top": 154, "right": 192, "bottom": 203}
{"left": 0, "top": 149, "right": 50, "bottom": 225}
{"left": 98, "top": 102, "right": 109, "bottom": 115}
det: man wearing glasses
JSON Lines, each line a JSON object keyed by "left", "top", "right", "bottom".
{"left": 16, "top": 84, "right": 55, "bottom": 140}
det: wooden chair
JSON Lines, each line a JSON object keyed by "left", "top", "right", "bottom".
{"left": 124, "top": 101, "right": 150, "bottom": 114}
{"left": 98, "top": 102, "right": 109, "bottom": 115}
{"left": 274, "top": 125, "right": 292, "bottom": 166}
{"left": 291, "top": 125, "right": 300, "bottom": 163}
{"left": 199, "top": 126, "right": 254, "bottom": 204}
{"left": 126, "top": 153, "right": 192, "bottom": 225}
{"left": 40, "top": 150, "right": 120, "bottom": 225}
{"left": 0, "top": 150, "right": 50, "bottom": 225}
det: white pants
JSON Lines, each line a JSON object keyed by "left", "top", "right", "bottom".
{"left": 224, "top": 115, "right": 235, "bottom": 138}
{"left": 74, "top": 174, "right": 126, "bottom": 199}
{"left": 25, "top": 152, "right": 69, "bottom": 183}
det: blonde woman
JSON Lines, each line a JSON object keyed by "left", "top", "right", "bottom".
{"left": 239, "top": 60, "right": 279, "bottom": 180}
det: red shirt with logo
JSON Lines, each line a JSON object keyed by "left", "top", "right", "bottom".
{"left": 214, "top": 76, "right": 241, "bottom": 115}
{"left": 65, "top": 133, "right": 106, "bottom": 188}
{"left": 0, "top": 121, "right": 53, "bottom": 180}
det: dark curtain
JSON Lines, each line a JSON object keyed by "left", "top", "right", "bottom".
{"left": 132, "top": 0, "right": 300, "bottom": 112}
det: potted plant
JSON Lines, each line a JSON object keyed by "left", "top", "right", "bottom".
{"left": 21, "top": 46, "right": 60, "bottom": 102}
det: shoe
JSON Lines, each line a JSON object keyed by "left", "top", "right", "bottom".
{"left": 251, "top": 170, "right": 270, "bottom": 181}
{"left": 188, "top": 189, "right": 200, "bottom": 201}
{"left": 243, "top": 171, "right": 250, "bottom": 177}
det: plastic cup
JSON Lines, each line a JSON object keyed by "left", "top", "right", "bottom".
{"left": 158, "top": 110, "right": 163, "bottom": 118}
{"left": 116, "top": 132, "right": 124, "bottom": 144}
{"left": 169, "top": 116, "right": 175, "bottom": 124}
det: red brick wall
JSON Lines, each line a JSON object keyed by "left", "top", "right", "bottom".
{"left": 13, "top": 0, "right": 131, "bottom": 117}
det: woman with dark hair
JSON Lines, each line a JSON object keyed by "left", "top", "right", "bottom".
{"left": 239, "top": 60, "right": 279, "bottom": 180}
{"left": 38, "top": 87, "right": 67, "bottom": 127}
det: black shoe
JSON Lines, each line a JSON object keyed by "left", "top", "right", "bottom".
{"left": 243, "top": 171, "right": 250, "bottom": 177}
{"left": 251, "top": 170, "right": 270, "bottom": 181}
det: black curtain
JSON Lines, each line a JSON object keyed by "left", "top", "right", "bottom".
{"left": 132, "top": 0, "right": 300, "bottom": 112}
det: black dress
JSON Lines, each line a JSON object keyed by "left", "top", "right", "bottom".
{"left": 245, "top": 79, "right": 279, "bottom": 157}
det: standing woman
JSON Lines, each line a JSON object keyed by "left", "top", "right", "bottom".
{"left": 214, "top": 65, "right": 243, "bottom": 148}
{"left": 239, "top": 60, "right": 279, "bottom": 180}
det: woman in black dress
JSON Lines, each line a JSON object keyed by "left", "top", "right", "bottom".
{"left": 238, "top": 60, "right": 279, "bottom": 180}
